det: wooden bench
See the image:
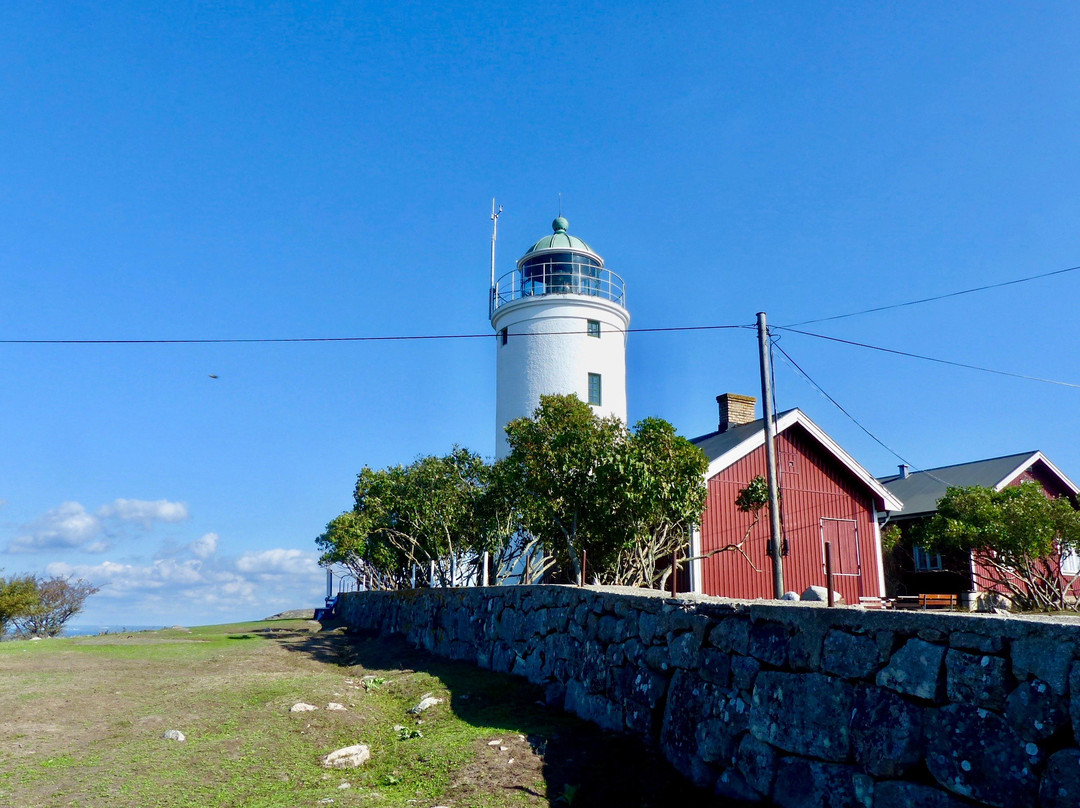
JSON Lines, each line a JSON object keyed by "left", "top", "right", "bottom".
{"left": 891, "top": 593, "right": 957, "bottom": 611}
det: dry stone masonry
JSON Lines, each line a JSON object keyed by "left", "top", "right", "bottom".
{"left": 336, "top": 585, "right": 1080, "bottom": 808}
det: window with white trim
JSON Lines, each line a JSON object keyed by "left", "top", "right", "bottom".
{"left": 1063, "top": 550, "right": 1080, "bottom": 576}
{"left": 587, "top": 319, "right": 600, "bottom": 338}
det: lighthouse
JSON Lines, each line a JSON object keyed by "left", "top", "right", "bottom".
{"left": 490, "top": 216, "right": 630, "bottom": 457}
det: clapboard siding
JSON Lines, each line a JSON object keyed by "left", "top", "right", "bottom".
{"left": 699, "top": 423, "right": 883, "bottom": 603}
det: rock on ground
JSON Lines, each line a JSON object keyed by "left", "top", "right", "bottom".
{"left": 161, "top": 729, "right": 186, "bottom": 742}
{"left": 407, "top": 694, "right": 444, "bottom": 714}
{"left": 800, "top": 586, "right": 844, "bottom": 604}
{"left": 290, "top": 702, "right": 318, "bottom": 712}
{"left": 323, "top": 744, "right": 371, "bottom": 769}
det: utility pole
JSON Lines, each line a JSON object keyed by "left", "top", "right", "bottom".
{"left": 757, "top": 311, "right": 785, "bottom": 598}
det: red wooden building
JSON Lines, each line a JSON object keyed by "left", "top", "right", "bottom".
{"left": 689, "top": 394, "right": 902, "bottom": 606}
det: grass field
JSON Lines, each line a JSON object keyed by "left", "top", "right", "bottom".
{"left": 0, "top": 618, "right": 716, "bottom": 807}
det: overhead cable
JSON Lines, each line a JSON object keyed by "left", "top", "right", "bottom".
{"left": 772, "top": 341, "right": 952, "bottom": 485}
{"left": 773, "top": 326, "right": 1080, "bottom": 390}
{"left": 785, "top": 263, "right": 1080, "bottom": 327}
{"left": 0, "top": 324, "right": 747, "bottom": 346}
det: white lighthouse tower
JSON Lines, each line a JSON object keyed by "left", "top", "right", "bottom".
{"left": 490, "top": 216, "right": 630, "bottom": 457}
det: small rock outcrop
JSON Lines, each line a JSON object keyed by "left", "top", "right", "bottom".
{"left": 161, "top": 729, "right": 186, "bottom": 742}
{"left": 290, "top": 702, "right": 318, "bottom": 713}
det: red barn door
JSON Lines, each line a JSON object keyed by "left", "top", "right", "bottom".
{"left": 820, "top": 518, "right": 862, "bottom": 604}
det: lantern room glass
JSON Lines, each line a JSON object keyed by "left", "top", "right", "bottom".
{"left": 520, "top": 252, "right": 604, "bottom": 297}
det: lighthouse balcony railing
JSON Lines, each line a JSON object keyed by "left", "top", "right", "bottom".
{"left": 491, "top": 265, "right": 626, "bottom": 314}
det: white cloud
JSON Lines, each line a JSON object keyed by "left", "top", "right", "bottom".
{"left": 8, "top": 499, "right": 326, "bottom": 624}
{"left": 97, "top": 498, "right": 189, "bottom": 527}
{"left": 236, "top": 548, "right": 321, "bottom": 577}
{"left": 190, "top": 532, "right": 218, "bottom": 559}
{"left": 6, "top": 497, "right": 190, "bottom": 553}
{"left": 47, "top": 544, "right": 326, "bottom": 625}
{"left": 7, "top": 501, "right": 103, "bottom": 553}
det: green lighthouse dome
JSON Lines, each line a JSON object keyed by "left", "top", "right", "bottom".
{"left": 520, "top": 217, "right": 601, "bottom": 262}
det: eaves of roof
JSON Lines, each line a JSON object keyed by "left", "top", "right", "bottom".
{"left": 690, "top": 409, "right": 903, "bottom": 513}
{"left": 878, "top": 451, "right": 1080, "bottom": 518}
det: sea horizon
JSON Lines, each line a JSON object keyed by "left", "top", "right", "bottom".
{"left": 62, "top": 624, "right": 167, "bottom": 637}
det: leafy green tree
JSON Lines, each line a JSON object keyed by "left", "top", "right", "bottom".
{"left": 318, "top": 447, "right": 501, "bottom": 588}
{"left": 472, "top": 460, "right": 531, "bottom": 583}
{"left": 316, "top": 510, "right": 384, "bottom": 584}
{"left": 0, "top": 573, "right": 39, "bottom": 637}
{"left": 919, "top": 482, "right": 1080, "bottom": 610}
{"left": 605, "top": 417, "right": 708, "bottom": 588}
{"left": 500, "top": 394, "right": 626, "bottom": 582}
{"left": 500, "top": 394, "right": 707, "bottom": 587}
{"left": 10, "top": 576, "right": 100, "bottom": 638}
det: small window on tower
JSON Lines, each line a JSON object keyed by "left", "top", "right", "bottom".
{"left": 587, "top": 319, "right": 600, "bottom": 338}
{"left": 500, "top": 327, "right": 508, "bottom": 346}
{"left": 588, "top": 373, "right": 602, "bottom": 406}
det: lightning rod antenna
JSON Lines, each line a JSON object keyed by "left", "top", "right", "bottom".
{"left": 489, "top": 199, "right": 502, "bottom": 314}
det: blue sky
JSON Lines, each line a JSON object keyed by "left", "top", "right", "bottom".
{"left": 2, "top": 2, "right": 1079, "bottom": 626}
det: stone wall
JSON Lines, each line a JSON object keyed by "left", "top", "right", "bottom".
{"left": 336, "top": 585, "right": 1080, "bottom": 808}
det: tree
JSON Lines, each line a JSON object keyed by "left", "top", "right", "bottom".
{"left": 0, "top": 574, "right": 39, "bottom": 637}
{"left": 918, "top": 482, "right": 1080, "bottom": 611}
{"left": 10, "top": 576, "right": 100, "bottom": 638}
{"left": 604, "top": 417, "right": 708, "bottom": 588}
{"left": 500, "top": 394, "right": 626, "bottom": 582}
{"left": 317, "top": 447, "right": 503, "bottom": 588}
{"left": 499, "top": 394, "right": 707, "bottom": 587}
{"left": 316, "top": 510, "right": 383, "bottom": 584}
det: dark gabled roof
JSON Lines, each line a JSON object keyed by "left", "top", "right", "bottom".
{"left": 690, "top": 408, "right": 903, "bottom": 512}
{"left": 689, "top": 409, "right": 798, "bottom": 462}
{"left": 878, "top": 451, "right": 1056, "bottom": 518}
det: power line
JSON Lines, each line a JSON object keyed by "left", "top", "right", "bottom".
{"left": 771, "top": 340, "right": 952, "bottom": 485}
{"left": 0, "top": 323, "right": 747, "bottom": 346}
{"left": 785, "top": 263, "right": 1080, "bottom": 327}
{"left": 773, "top": 326, "right": 1080, "bottom": 390}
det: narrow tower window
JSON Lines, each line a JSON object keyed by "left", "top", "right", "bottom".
{"left": 500, "top": 327, "right": 508, "bottom": 346}
{"left": 588, "top": 373, "right": 602, "bottom": 406}
{"left": 587, "top": 319, "right": 600, "bottom": 338}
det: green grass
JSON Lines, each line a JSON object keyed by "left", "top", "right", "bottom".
{"left": 0, "top": 620, "right": 533, "bottom": 806}
{"left": 0, "top": 619, "right": 716, "bottom": 808}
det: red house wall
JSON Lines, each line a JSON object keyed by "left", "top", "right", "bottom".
{"left": 699, "top": 424, "right": 884, "bottom": 605}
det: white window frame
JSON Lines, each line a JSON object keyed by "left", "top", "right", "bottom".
{"left": 1062, "top": 549, "right": 1080, "bottom": 576}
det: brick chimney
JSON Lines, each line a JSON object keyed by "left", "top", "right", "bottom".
{"left": 717, "top": 393, "right": 757, "bottom": 432}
